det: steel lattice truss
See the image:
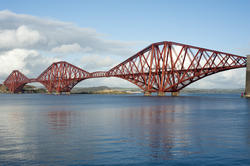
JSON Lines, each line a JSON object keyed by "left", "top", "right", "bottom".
{"left": 107, "top": 41, "right": 247, "bottom": 93}
{"left": 3, "top": 70, "right": 30, "bottom": 93}
{"left": 2, "top": 41, "right": 247, "bottom": 93}
{"left": 36, "top": 61, "right": 89, "bottom": 93}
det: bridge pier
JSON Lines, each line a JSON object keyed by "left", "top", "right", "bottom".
{"left": 245, "top": 55, "right": 250, "bottom": 97}
{"left": 55, "top": 91, "right": 61, "bottom": 95}
{"left": 157, "top": 91, "right": 165, "bottom": 96}
{"left": 171, "top": 91, "right": 180, "bottom": 97}
{"left": 51, "top": 91, "right": 71, "bottom": 95}
{"left": 144, "top": 91, "right": 151, "bottom": 96}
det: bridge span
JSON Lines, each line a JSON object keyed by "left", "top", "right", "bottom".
{"left": 2, "top": 41, "right": 247, "bottom": 95}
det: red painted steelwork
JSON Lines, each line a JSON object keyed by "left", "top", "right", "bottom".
{"left": 90, "top": 71, "right": 107, "bottom": 77}
{"left": 36, "top": 61, "right": 89, "bottom": 93}
{"left": 107, "top": 41, "right": 247, "bottom": 93}
{"left": 2, "top": 41, "right": 247, "bottom": 93}
{"left": 3, "top": 70, "right": 30, "bottom": 93}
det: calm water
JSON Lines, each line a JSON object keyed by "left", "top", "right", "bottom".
{"left": 0, "top": 93, "right": 250, "bottom": 165}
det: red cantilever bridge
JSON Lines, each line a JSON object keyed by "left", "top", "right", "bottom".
{"left": 3, "top": 41, "right": 247, "bottom": 95}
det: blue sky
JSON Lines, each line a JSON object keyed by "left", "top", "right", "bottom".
{"left": 0, "top": 0, "right": 249, "bottom": 88}
{"left": 1, "top": 0, "right": 250, "bottom": 54}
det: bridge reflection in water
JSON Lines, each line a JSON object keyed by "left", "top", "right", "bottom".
{"left": 3, "top": 41, "right": 247, "bottom": 95}
{"left": 0, "top": 94, "right": 250, "bottom": 164}
{"left": 45, "top": 102, "right": 192, "bottom": 160}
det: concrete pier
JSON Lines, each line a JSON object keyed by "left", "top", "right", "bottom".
{"left": 171, "top": 91, "right": 179, "bottom": 97}
{"left": 144, "top": 91, "right": 151, "bottom": 96}
{"left": 245, "top": 55, "right": 250, "bottom": 97}
{"left": 55, "top": 91, "right": 61, "bottom": 95}
{"left": 157, "top": 91, "right": 165, "bottom": 96}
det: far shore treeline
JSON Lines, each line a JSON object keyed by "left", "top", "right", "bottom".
{"left": 0, "top": 84, "right": 244, "bottom": 94}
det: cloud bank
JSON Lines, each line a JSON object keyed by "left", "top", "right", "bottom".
{"left": 0, "top": 10, "right": 143, "bottom": 82}
{"left": 0, "top": 10, "right": 139, "bottom": 55}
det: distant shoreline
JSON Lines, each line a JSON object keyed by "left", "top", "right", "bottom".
{"left": 0, "top": 84, "right": 244, "bottom": 94}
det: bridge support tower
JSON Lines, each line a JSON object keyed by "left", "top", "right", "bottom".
{"left": 245, "top": 55, "right": 250, "bottom": 97}
{"left": 144, "top": 91, "right": 151, "bottom": 96}
{"left": 171, "top": 91, "right": 180, "bottom": 97}
{"left": 157, "top": 91, "right": 165, "bottom": 96}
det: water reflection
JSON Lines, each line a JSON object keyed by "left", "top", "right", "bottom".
{"left": 47, "top": 111, "right": 73, "bottom": 131}
{"left": 1, "top": 94, "right": 250, "bottom": 165}
{"left": 0, "top": 110, "right": 36, "bottom": 163}
{"left": 119, "top": 104, "right": 190, "bottom": 160}
{"left": 246, "top": 99, "right": 250, "bottom": 147}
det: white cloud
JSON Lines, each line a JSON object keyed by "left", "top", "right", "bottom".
{"left": 189, "top": 68, "right": 245, "bottom": 89}
{"left": 81, "top": 54, "right": 119, "bottom": 71}
{"left": 0, "top": 25, "right": 42, "bottom": 49}
{"left": 0, "top": 10, "right": 144, "bottom": 56}
{"left": 51, "top": 43, "right": 92, "bottom": 54}
{"left": 75, "top": 77, "right": 137, "bottom": 88}
{"left": 0, "top": 49, "right": 59, "bottom": 81}
{"left": 16, "top": 25, "right": 41, "bottom": 45}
